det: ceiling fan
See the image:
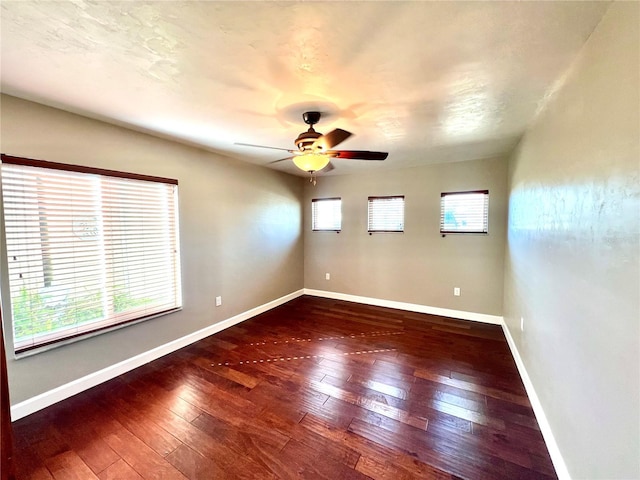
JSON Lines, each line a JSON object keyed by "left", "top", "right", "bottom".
{"left": 236, "top": 111, "right": 388, "bottom": 183}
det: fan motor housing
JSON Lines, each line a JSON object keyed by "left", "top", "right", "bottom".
{"left": 295, "top": 129, "right": 321, "bottom": 151}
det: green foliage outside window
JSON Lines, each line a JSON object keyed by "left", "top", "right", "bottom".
{"left": 11, "top": 286, "right": 153, "bottom": 341}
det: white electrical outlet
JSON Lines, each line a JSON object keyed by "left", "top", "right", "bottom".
{"left": 215, "top": 296, "right": 222, "bottom": 307}
{"left": 453, "top": 287, "right": 460, "bottom": 296}
{"left": 520, "top": 317, "right": 524, "bottom": 332}
{"left": 325, "top": 273, "right": 330, "bottom": 280}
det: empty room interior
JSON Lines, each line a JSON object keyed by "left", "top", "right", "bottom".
{"left": 0, "top": 2, "right": 638, "bottom": 480}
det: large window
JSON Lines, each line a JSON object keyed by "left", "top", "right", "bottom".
{"left": 440, "top": 190, "right": 489, "bottom": 234}
{"left": 368, "top": 196, "right": 405, "bottom": 233}
{"left": 312, "top": 197, "right": 341, "bottom": 231}
{"left": 1, "top": 156, "right": 182, "bottom": 353}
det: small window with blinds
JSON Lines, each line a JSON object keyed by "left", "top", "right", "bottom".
{"left": 440, "top": 190, "right": 489, "bottom": 235}
{"left": 368, "top": 196, "right": 405, "bottom": 233}
{"left": 1, "top": 155, "right": 182, "bottom": 354}
{"left": 312, "top": 198, "right": 341, "bottom": 231}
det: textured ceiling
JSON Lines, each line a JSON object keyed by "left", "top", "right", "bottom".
{"left": 1, "top": 1, "right": 610, "bottom": 176}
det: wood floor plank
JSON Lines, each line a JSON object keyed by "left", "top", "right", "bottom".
{"left": 355, "top": 454, "right": 455, "bottom": 480}
{"left": 131, "top": 379, "right": 204, "bottom": 423}
{"left": 426, "top": 398, "right": 506, "bottom": 430}
{"left": 28, "top": 425, "right": 70, "bottom": 465}
{"left": 350, "top": 377, "right": 409, "bottom": 400}
{"left": 348, "top": 416, "right": 505, "bottom": 480}
{"left": 63, "top": 436, "right": 119, "bottom": 476}
{"left": 191, "top": 411, "right": 290, "bottom": 459}
{"left": 432, "top": 389, "right": 488, "bottom": 413}
{"left": 22, "top": 469, "right": 55, "bottom": 480}
{"left": 277, "top": 439, "right": 371, "bottom": 480}
{"left": 300, "top": 412, "right": 456, "bottom": 480}
{"left": 12, "top": 439, "right": 55, "bottom": 480}
{"left": 11, "top": 296, "right": 556, "bottom": 480}
{"left": 101, "top": 424, "right": 187, "bottom": 480}
{"left": 44, "top": 451, "right": 100, "bottom": 480}
{"left": 164, "top": 444, "right": 227, "bottom": 480}
{"left": 320, "top": 373, "right": 404, "bottom": 406}
{"left": 97, "top": 459, "right": 144, "bottom": 480}
{"left": 414, "top": 368, "right": 531, "bottom": 406}
{"left": 123, "top": 388, "right": 279, "bottom": 479}
{"left": 192, "top": 357, "right": 260, "bottom": 389}
{"left": 308, "top": 379, "right": 428, "bottom": 430}
{"left": 96, "top": 392, "right": 183, "bottom": 458}
{"left": 427, "top": 413, "right": 534, "bottom": 470}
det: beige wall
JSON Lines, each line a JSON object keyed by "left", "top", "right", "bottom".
{"left": 304, "top": 156, "right": 508, "bottom": 316}
{"left": 503, "top": 3, "right": 639, "bottom": 478}
{"left": 0, "top": 94, "right": 304, "bottom": 403}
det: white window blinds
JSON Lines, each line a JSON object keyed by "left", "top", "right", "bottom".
{"left": 440, "top": 190, "right": 489, "bottom": 234}
{"left": 368, "top": 196, "right": 405, "bottom": 233}
{"left": 1, "top": 156, "right": 182, "bottom": 353}
{"left": 312, "top": 198, "right": 341, "bottom": 231}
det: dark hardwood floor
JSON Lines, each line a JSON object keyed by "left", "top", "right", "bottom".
{"left": 11, "top": 296, "right": 557, "bottom": 479}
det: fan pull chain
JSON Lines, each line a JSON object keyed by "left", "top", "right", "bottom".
{"left": 309, "top": 172, "right": 317, "bottom": 186}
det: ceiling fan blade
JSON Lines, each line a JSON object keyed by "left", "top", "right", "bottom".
{"left": 327, "top": 150, "right": 388, "bottom": 160}
{"left": 235, "top": 142, "right": 295, "bottom": 153}
{"left": 268, "top": 156, "right": 295, "bottom": 164}
{"left": 313, "top": 128, "right": 352, "bottom": 151}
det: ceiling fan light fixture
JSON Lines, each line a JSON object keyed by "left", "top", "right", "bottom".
{"left": 235, "top": 111, "right": 388, "bottom": 180}
{"left": 293, "top": 153, "right": 330, "bottom": 173}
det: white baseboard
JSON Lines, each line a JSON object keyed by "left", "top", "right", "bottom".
{"left": 10, "top": 289, "right": 304, "bottom": 421}
{"left": 501, "top": 322, "right": 570, "bottom": 480}
{"left": 303, "top": 288, "right": 504, "bottom": 325}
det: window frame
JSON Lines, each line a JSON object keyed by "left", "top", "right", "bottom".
{"left": 1, "top": 154, "right": 183, "bottom": 355}
{"left": 311, "top": 197, "right": 342, "bottom": 232}
{"left": 439, "top": 189, "right": 489, "bottom": 235}
{"left": 367, "top": 195, "right": 405, "bottom": 233}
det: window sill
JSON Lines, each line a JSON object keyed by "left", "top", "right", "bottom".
{"left": 13, "top": 307, "right": 182, "bottom": 359}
